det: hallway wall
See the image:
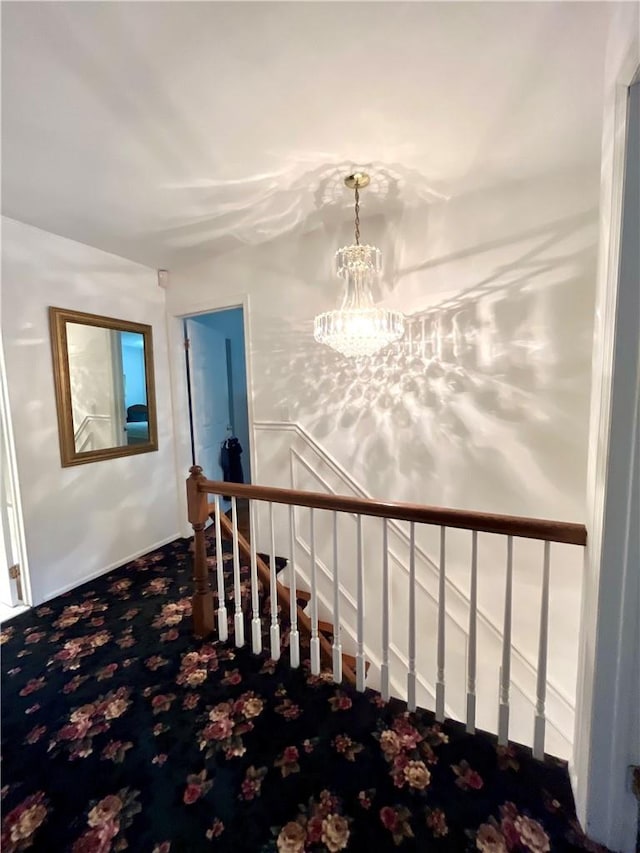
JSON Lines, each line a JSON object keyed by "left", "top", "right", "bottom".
{"left": 1, "top": 217, "right": 181, "bottom": 604}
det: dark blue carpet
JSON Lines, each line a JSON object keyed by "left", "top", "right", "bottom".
{"left": 1, "top": 537, "right": 606, "bottom": 852}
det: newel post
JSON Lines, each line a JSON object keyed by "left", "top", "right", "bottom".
{"left": 187, "top": 465, "right": 214, "bottom": 638}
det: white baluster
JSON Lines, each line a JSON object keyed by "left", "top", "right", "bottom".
{"left": 309, "top": 508, "right": 320, "bottom": 675}
{"left": 269, "top": 502, "right": 280, "bottom": 660}
{"left": 214, "top": 495, "right": 228, "bottom": 642}
{"left": 332, "top": 511, "right": 342, "bottom": 683}
{"left": 407, "top": 521, "right": 417, "bottom": 712}
{"left": 231, "top": 497, "right": 244, "bottom": 647}
{"left": 498, "top": 536, "right": 514, "bottom": 745}
{"left": 356, "top": 515, "right": 366, "bottom": 691}
{"left": 249, "top": 500, "right": 261, "bottom": 654}
{"left": 381, "top": 518, "right": 390, "bottom": 702}
{"left": 533, "top": 540, "right": 551, "bottom": 760}
{"left": 436, "top": 526, "right": 446, "bottom": 721}
{"left": 466, "top": 530, "right": 478, "bottom": 733}
{"left": 288, "top": 504, "right": 300, "bottom": 668}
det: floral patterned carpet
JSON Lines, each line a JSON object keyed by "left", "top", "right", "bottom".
{"left": 1, "top": 537, "right": 606, "bottom": 852}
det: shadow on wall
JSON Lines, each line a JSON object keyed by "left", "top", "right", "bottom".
{"left": 258, "top": 209, "right": 597, "bottom": 520}
{"left": 159, "top": 160, "right": 448, "bottom": 261}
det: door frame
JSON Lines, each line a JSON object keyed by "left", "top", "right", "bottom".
{"left": 572, "top": 21, "right": 640, "bottom": 847}
{"left": 0, "top": 335, "right": 32, "bottom": 608}
{"left": 183, "top": 314, "right": 232, "bottom": 489}
{"left": 168, "top": 294, "right": 256, "bottom": 538}
{"left": 109, "top": 330, "right": 127, "bottom": 447}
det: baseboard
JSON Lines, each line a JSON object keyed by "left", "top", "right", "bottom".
{"left": 40, "top": 533, "right": 182, "bottom": 604}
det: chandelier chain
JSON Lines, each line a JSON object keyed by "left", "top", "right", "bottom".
{"left": 354, "top": 186, "right": 360, "bottom": 246}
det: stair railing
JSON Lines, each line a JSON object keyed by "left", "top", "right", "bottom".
{"left": 186, "top": 465, "right": 586, "bottom": 760}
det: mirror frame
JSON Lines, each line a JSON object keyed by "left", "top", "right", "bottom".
{"left": 49, "top": 306, "right": 159, "bottom": 467}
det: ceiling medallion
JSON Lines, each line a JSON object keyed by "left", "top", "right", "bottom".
{"left": 313, "top": 172, "right": 405, "bottom": 358}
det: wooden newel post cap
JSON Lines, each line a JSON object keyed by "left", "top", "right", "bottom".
{"left": 187, "top": 465, "right": 208, "bottom": 525}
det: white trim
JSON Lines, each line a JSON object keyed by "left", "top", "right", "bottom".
{"left": 42, "top": 533, "right": 182, "bottom": 602}
{"left": 0, "top": 603, "right": 30, "bottom": 624}
{"left": 161, "top": 283, "right": 190, "bottom": 539}
{"left": 167, "top": 314, "right": 193, "bottom": 538}
{"left": 257, "top": 420, "right": 361, "bottom": 493}
{"left": 0, "top": 335, "right": 32, "bottom": 607}
{"left": 167, "top": 293, "right": 257, "bottom": 539}
{"left": 291, "top": 448, "right": 359, "bottom": 517}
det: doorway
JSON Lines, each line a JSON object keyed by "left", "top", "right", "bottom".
{"left": 184, "top": 307, "right": 252, "bottom": 534}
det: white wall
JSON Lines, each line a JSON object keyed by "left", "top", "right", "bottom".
{"left": 1, "top": 217, "right": 181, "bottom": 605}
{"left": 169, "top": 169, "right": 597, "bottom": 517}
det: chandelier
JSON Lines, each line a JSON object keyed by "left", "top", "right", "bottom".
{"left": 313, "top": 172, "right": 405, "bottom": 358}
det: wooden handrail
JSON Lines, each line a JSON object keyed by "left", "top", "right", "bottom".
{"left": 195, "top": 476, "right": 587, "bottom": 546}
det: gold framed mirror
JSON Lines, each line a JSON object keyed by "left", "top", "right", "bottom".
{"left": 49, "top": 307, "right": 158, "bottom": 467}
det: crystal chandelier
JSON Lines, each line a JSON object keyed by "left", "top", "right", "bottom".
{"left": 314, "top": 172, "right": 405, "bottom": 358}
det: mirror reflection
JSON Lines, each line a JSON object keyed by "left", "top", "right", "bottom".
{"left": 67, "top": 324, "right": 150, "bottom": 452}
{"left": 50, "top": 307, "right": 157, "bottom": 467}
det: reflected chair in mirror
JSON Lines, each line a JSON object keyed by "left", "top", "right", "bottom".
{"left": 125, "top": 404, "right": 150, "bottom": 446}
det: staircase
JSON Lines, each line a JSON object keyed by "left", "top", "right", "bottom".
{"left": 187, "top": 465, "right": 587, "bottom": 765}
{"left": 253, "top": 421, "right": 577, "bottom": 758}
{"left": 209, "top": 503, "right": 358, "bottom": 685}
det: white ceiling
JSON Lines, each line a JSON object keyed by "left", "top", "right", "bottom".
{"left": 1, "top": 1, "right": 614, "bottom": 268}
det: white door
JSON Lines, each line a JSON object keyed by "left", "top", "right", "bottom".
{"left": 185, "top": 317, "right": 231, "bottom": 482}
